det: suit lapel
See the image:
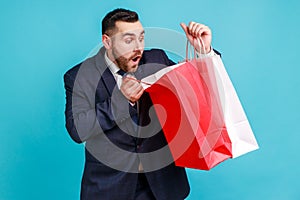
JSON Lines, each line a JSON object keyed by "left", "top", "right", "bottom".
{"left": 101, "top": 68, "right": 117, "bottom": 97}
{"left": 94, "top": 47, "right": 117, "bottom": 97}
{"left": 93, "top": 47, "right": 140, "bottom": 138}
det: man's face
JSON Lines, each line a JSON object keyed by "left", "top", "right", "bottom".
{"left": 107, "top": 21, "right": 145, "bottom": 72}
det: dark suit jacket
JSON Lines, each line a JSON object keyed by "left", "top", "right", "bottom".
{"left": 64, "top": 47, "right": 190, "bottom": 200}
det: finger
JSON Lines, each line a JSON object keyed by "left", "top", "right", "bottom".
{"left": 180, "top": 22, "right": 195, "bottom": 44}
{"left": 188, "top": 22, "right": 198, "bottom": 37}
{"left": 131, "top": 82, "right": 142, "bottom": 93}
{"left": 190, "top": 22, "right": 206, "bottom": 37}
{"left": 123, "top": 74, "right": 137, "bottom": 82}
{"left": 188, "top": 21, "right": 196, "bottom": 29}
{"left": 129, "top": 85, "right": 144, "bottom": 102}
{"left": 122, "top": 78, "right": 141, "bottom": 93}
{"left": 120, "top": 79, "right": 137, "bottom": 97}
{"left": 180, "top": 23, "right": 189, "bottom": 36}
{"left": 201, "top": 26, "right": 211, "bottom": 36}
{"left": 122, "top": 77, "right": 138, "bottom": 88}
{"left": 194, "top": 25, "right": 204, "bottom": 38}
{"left": 135, "top": 86, "right": 144, "bottom": 100}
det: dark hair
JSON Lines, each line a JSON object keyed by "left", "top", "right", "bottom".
{"left": 102, "top": 8, "right": 139, "bottom": 35}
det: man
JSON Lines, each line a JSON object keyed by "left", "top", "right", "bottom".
{"left": 64, "top": 8, "right": 217, "bottom": 200}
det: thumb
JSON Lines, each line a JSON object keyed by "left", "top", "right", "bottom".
{"left": 180, "top": 23, "right": 189, "bottom": 36}
{"left": 180, "top": 22, "right": 193, "bottom": 42}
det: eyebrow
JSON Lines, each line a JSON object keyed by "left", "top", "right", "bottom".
{"left": 122, "top": 30, "right": 145, "bottom": 37}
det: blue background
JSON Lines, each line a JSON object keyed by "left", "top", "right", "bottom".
{"left": 1, "top": 0, "right": 299, "bottom": 199}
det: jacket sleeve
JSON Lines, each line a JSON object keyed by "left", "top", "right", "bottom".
{"left": 64, "top": 70, "right": 101, "bottom": 143}
{"left": 64, "top": 66, "right": 135, "bottom": 143}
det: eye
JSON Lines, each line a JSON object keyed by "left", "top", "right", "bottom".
{"left": 125, "top": 38, "right": 133, "bottom": 44}
{"left": 139, "top": 36, "right": 144, "bottom": 42}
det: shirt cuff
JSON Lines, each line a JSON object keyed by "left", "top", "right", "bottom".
{"left": 196, "top": 46, "right": 216, "bottom": 58}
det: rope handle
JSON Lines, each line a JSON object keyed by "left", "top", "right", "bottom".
{"left": 123, "top": 38, "right": 206, "bottom": 86}
{"left": 185, "top": 37, "right": 206, "bottom": 61}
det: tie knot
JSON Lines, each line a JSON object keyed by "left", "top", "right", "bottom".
{"left": 117, "top": 69, "right": 126, "bottom": 76}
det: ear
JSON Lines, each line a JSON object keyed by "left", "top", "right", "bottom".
{"left": 102, "top": 34, "right": 111, "bottom": 49}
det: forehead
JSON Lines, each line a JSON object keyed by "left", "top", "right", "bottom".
{"left": 114, "top": 21, "right": 144, "bottom": 36}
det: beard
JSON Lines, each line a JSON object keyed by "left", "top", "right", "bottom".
{"left": 112, "top": 48, "right": 142, "bottom": 72}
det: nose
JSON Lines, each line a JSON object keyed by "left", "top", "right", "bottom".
{"left": 134, "top": 39, "right": 144, "bottom": 51}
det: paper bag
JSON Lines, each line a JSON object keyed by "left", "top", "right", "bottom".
{"left": 141, "top": 51, "right": 258, "bottom": 170}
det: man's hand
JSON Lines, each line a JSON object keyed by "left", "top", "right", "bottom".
{"left": 180, "top": 22, "right": 212, "bottom": 54}
{"left": 120, "top": 74, "right": 144, "bottom": 103}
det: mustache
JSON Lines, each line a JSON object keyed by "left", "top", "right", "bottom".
{"left": 128, "top": 51, "right": 142, "bottom": 61}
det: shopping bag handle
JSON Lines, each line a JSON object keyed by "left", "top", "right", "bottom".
{"left": 125, "top": 38, "right": 205, "bottom": 86}
{"left": 185, "top": 37, "right": 206, "bottom": 61}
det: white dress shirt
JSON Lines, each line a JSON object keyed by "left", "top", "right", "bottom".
{"left": 104, "top": 52, "right": 123, "bottom": 89}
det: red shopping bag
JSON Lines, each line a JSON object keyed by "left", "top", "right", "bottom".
{"left": 144, "top": 58, "right": 232, "bottom": 170}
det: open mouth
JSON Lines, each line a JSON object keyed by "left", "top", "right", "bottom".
{"left": 131, "top": 55, "right": 141, "bottom": 63}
